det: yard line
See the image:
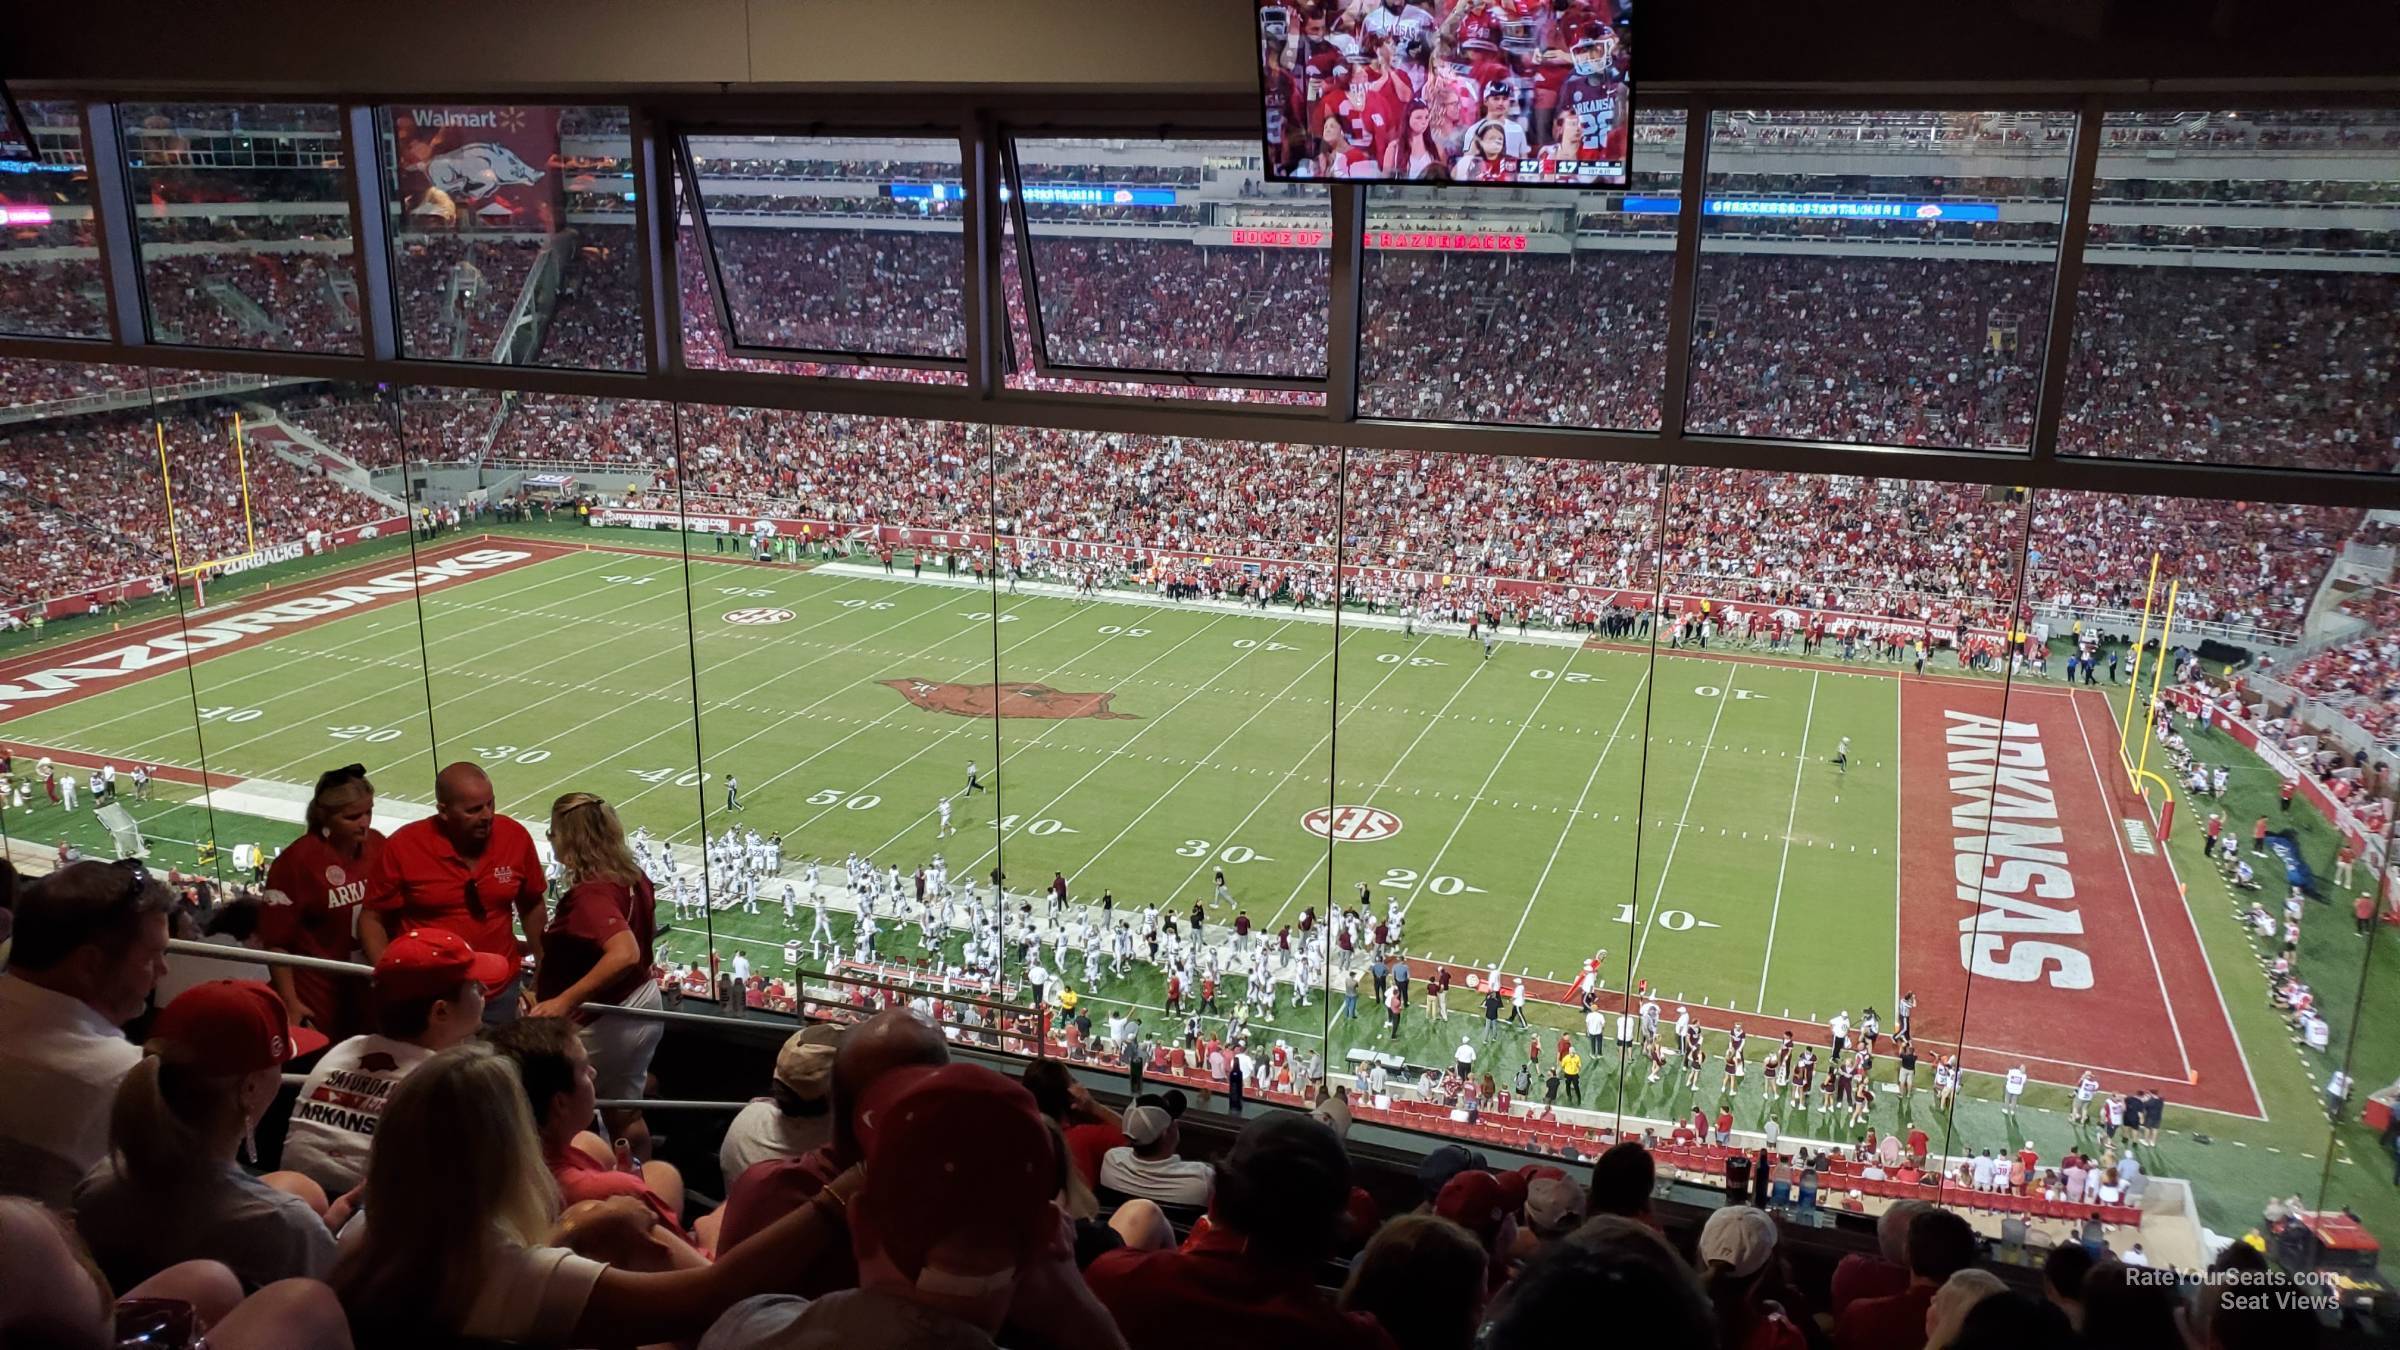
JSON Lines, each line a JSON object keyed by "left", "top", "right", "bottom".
{"left": 1891, "top": 674, "right": 1903, "bottom": 1016}
{"left": 1753, "top": 669, "right": 1819, "bottom": 1009}
{"left": 497, "top": 586, "right": 1008, "bottom": 819}
{"left": 1626, "top": 671, "right": 1738, "bottom": 976}
{"left": 710, "top": 605, "right": 1186, "bottom": 850}
{"left": 190, "top": 554, "right": 702, "bottom": 769}
{"left": 232, "top": 559, "right": 882, "bottom": 786}
{"left": 2066, "top": 688, "right": 2194, "bottom": 1079}
{"left": 1155, "top": 642, "right": 1415, "bottom": 915}
{"left": 1057, "top": 630, "right": 1348, "bottom": 882}
{"left": 1392, "top": 647, "right": 1587, "bottom": 923}
{"left": 224, "top": 555, "right": 713, "bottom": 780}
{"left": 1259, "top": 652, "right": 1492, "bottom": 932}
{"left": 65, "top": 551, "right": 645, "bottom": 749}
{"left": 1496, "top": 666, "right": 1652, "bottom": 970}
{"left": 943, "top": 615, "right": 1271, "bottom": 876}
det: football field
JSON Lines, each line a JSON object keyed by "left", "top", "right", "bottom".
{"left": 0, "top": 533, "right": 2251, "bottom": 1111}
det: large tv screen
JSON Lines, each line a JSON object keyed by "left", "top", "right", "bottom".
{"left": 1257, "top": 2, "right": 1633, "bottom": 187}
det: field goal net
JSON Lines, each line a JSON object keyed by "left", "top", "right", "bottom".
{"left": 157, "top": 412, "right": 262, "bottom": 611}
{"left": 94, "top": 802, "right": 148, "bottom": 860}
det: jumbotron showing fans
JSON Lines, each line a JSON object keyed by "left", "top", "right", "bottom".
{"left": 1258, "top": 0, "right": 1633, "bottom": 184}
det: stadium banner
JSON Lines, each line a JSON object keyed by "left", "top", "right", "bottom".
{"left": 1619, "top": 195, "right": 2003, "bottom": 222}
{"left": 390, "top": 105, "right": 563, "bottom": 233}
{"left": 1206, "top": 224, "right": 1572, "bottom": 255}
{"left": 585, "top": 508, "right": 2012, "bottom": 645}
{"left": 3, "top": 516, "right": 404, "bottom": 627}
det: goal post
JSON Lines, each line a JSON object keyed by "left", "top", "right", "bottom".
{"left": 2114, "top": 550, "right": 2181, "bottom": 835}
{"left": 157, "top": 412, "right": 262, "bottom": 598}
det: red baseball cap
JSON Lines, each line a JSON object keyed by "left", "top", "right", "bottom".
{"left": 154, "top": 980, "right": 328, "bottom": 1073}
{"left": 375, "top": 928, "right": 515, "bottom": 1002}
{"left": 852, "top": 1063, "right": 1059, "bottom": 1286}
{"left": 1435, "top": 1169, "right": 1510, "bottom": 1242}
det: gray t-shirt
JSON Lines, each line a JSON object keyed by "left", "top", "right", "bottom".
{"left": 74, "top": 1157, "right": 336, "bottom": 1292}
{"left": 1097, "top": 1146, "right": 1214, "bottom": 1207}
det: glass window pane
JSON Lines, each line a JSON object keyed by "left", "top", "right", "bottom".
{"left": 1333, "top": 449, "right": 1661, "bottom": 1135}
{"left": 383, "top": 104, "right": 642, "bottom": 370}
{"left": 684, "top": 134, "right": 965, "bottom": 362}
{"left": 999, "top": 222, "right": 1319, "bottom": 405}
{"left": 0, "top": 367, "right": 222, "bottom": 900}
{"left": 2024, "top": 486, "right": 2392, "bottom": 1269}
{"left": 1631, "top": 469, "right": 2026, "bottom": 1188}
{"left": 2315, "top": 818, "right": 2394, "bottom": 1274}
{"left": 1686, "top": 110, "right": 2077, "bottom": 449}
{"left": 674, "top": 149, "right": 964, "bottom": 384}
{"left": 393, "top": 388, "right": 705, "bottom": 1016}
{"left": 1014, "top": 135, "right": 1325, "bottom": 380}
{"left": 2061, "top": 108, "right": 2400, "bottom": 474}
{"left": 120, "top": 102, "right": 358, "bottom": 354}
{"left": 0, "top": 100, "right": 108, "bottom": 338}
{"left": 987, "top": 427, "right": 1337, "bottom": 1085}
{"left": 1361, "top": 105, "right": 1683, "bottom": 429}
{"left": 667, "top": 407, "right": 996, "bottom": 1025}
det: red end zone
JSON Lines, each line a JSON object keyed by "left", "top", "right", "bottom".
{"left": 0, "top": 537, "right": 572, "bottom": 725}
{"left": 1898, "top": 680, "right": 2260, "bottom": 1116}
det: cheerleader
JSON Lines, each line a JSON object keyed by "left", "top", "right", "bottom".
{"left": 1682, "top": 1033, "right": 1706, "bottom": 1093}
{"left": 1722, "top": 1023, "right": 1749, "bottom": 1095}
{"left": 1645, "top": 1038, "right": 1670, "bottom": 1084}
{"left": 1790, "top": 1049, "right": 1817, "bottom": 1110}
{"left": 1934, "top": 1054, "right": 1960, "bottom": 1110}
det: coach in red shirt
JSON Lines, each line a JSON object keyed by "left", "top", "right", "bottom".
{"left": 1084, "top": 1112, "right": 1396, "bottom": 1350}
{"left": 359, "top": 762, "right": 545, "bottom": 1022}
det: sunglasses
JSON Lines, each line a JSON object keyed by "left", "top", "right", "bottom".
{"left": 113, "top": 857, "right": 153, "bottom": 903}
{"left": 463, "top": 874, "right": 485, "bottom": 922}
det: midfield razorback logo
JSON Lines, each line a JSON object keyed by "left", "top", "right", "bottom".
{"left": 880, "top": 679, "right": 1139, "bottom": 720}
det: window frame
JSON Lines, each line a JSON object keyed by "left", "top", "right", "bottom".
{"left": 673, "top": 121, "right": 977, "bottom": 373}
{"left": 1001, "top": 124, "right": 1332, "bottom": 393}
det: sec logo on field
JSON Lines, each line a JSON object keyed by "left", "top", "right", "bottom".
{"left": 1302, "top": 805, "right": 1403, "bottom": 842}
{"left": 724, "top": 607, "right": 795, "bottom": 625}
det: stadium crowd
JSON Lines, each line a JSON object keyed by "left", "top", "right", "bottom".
{"left": 0, "top": 790, "right": 2322, "bottom": 1350}
{"left": 0, "top": 406, "right": 395, "bottom": 615}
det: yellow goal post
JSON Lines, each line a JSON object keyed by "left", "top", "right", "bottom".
{"left": 2116, "top": 552, "right": 2181, "bottom": 835}
{"left": 156, "top": 412, "right": 261, "bottom": 606}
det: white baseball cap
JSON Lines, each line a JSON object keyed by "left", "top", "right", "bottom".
{"left": 1699, "top": 1205, "right": 1780, "bottom": 1278}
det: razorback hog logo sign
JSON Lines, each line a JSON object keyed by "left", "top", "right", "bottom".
{"left": 881, "top": 679, "right": 1138, "bottom": 720}
{"left": 425, "top": 143, "right": 544, "bottom": 201}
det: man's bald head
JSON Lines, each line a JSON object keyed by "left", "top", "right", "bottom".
{"left": 830, "top": 1008, "right": 952, "bottom": 1161}
{"left": 433, "top": 761, "right": 496, "bottom": 851}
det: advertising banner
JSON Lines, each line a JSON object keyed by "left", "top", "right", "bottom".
{"left": 391, "top": 105, "right": 563, "bottom": 233}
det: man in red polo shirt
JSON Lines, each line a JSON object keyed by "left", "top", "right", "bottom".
{"left": 358, "top": 762, "right": 546, "bottom": 1023}
{"left": 1084, "top": 1112, "right": 1395, "bottom": 1350}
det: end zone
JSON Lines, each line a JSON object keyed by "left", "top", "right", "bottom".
{"left": 1896, "top": 679, "right": 2260, "bottom": 1116}
{"left": 0, "top": 539, "right": 571, "bottom": 720}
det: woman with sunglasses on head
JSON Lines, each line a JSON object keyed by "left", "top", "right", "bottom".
{"left": 258, "top": 764, "right": 383, "bottom": 1042}
{"left": 529, "top": 792, "right": 663, "bottom": 1162}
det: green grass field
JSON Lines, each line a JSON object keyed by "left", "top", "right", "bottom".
{"left": 0, "top": 538, "right": 1907, "bottom": 1022}
{"left": 0, "top": 524, "right": 2392, "bottom": 1260}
